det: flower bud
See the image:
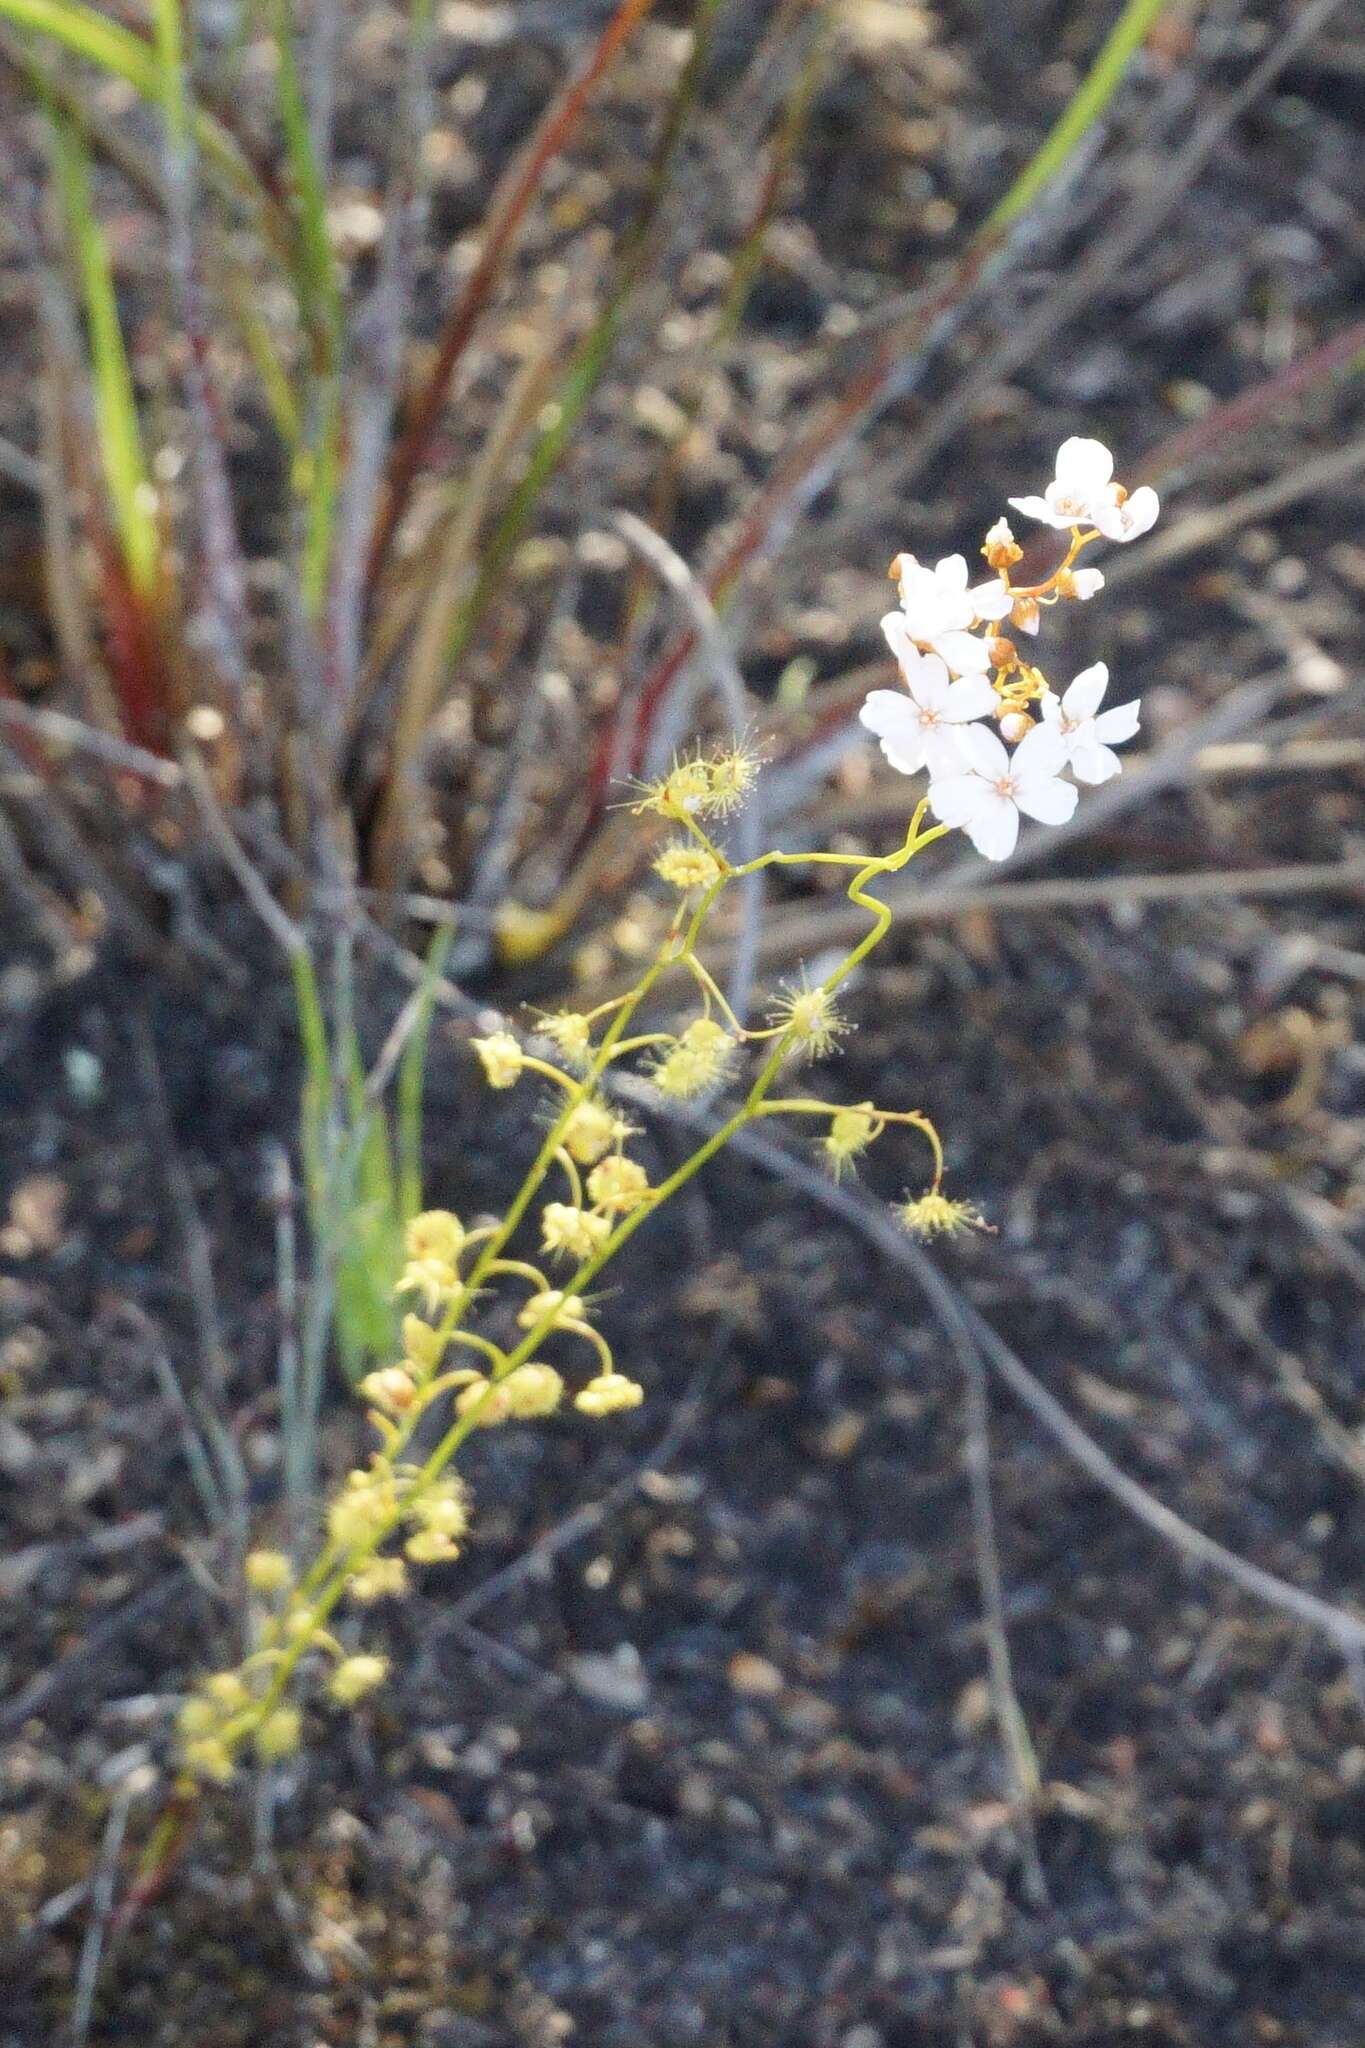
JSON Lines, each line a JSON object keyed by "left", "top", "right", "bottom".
{"left": 654, "top": 843, "right": 721, "bottom": 892}
{"left": 455, "top": 1376, "right": 512, "bottom": 1426}
{"left": 502, "top": 1362, "right": 565, "bottom": 1418}
{"left": 253, "top": 1706, "right": 302, "bottom": 1763}
{"left": 244, "top": 1549, "right": 293, "bottom": 1595}
{"left": 358, "top": 1366, "right": 419, "bottom": 1414}
{"left": 329, "top": 1654, "right": 389, "bottom": 1705}
{"left": 401, "top": 1314, "right": 445, "bottom": 1373}
{"left": 181, "top": 1737, "right": 234, "bottom": 1783}
{"left": 541, "top": 1202, "right": 612, "bottom": 1262}
{"left": 998, "top": 710, "right": 1034, "bottom": 744}
{"left": 899, "top": 1192, "right": 987, "bottom": 1239}
{"left": 405, "top": 1529, "right": 462, "bottom": 1564}
{"left": 562, "top": 1098, "right": 618, "bottom": 1165}
{"left": 472, "top": 1032, "right": 524, "bottom": 1089}
{"left": 586, "top": 1154, "right": 651, "bottom": 1215}
{"left": 405, "top": 1210, "right": 465, "bottom": 1264}
{"left": 987, "top": 636, "right": 1017, "bottom": 673}
{"left": 348, "top": 1557, "right": 408, "bottom": 1603}
{"left": 574, "top": 1372, "right": 645, "bottom": 1418}
{"left": 981, "top": 518, "right": 1022, "bottom": 569}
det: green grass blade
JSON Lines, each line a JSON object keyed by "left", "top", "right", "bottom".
{"left": 397, "top": 921, "right": 455, "bottom": 1218}
{"left": 270, "top": 0, "right": 343, "bottom": 611}
{"left": 983, "top": 0, "right": 1173, "bottom": 234}
{"left": 289, "top": 945, "right": 333, "bottom": 1206}
{"left": 150, "top": 0, "right": 188, "bottom": 156}
{"left": 49, "top": 113, "right": 161, "bottom": 598}
{"left": 0, "top": 0, "right": 267, "bottom": 215}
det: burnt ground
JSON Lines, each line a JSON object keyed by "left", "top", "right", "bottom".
{"left": 4, "top": 0, "right": 1365, "bottom": 2043}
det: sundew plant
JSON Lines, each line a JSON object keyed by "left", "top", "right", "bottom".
{"left": 178, "top": 438, "right": 1158, "bottom": 1782}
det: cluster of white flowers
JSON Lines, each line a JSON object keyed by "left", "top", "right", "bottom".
{"left": 860, "top": 438, "right": 1155, "bottom": 862}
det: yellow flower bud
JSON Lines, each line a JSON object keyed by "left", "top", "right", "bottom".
{"left": 701, "top": 745, "right": 759, "bottom": 816}
{"left": 204, "top": 1671, "right": 252, "bottom": 1713}
{"left": 541, "top": 1202, "right": 612, "bottom": 1262}
{"left": 539, "top": 1012, "right": 593, "bottom": 1066}
{"left": 177, "top": 1696, "right": 220, "bottom": 1740}
{"left": 586, "top": 1154, "right": 651, "bottom": 1215}
{"left": 502, "top": 1362, "right": 565, "bottom": 1418}
{"left": 455, "top": 1377, "right": 512, "bottom": 1426}
{"left": 181, "top": 1736, "right": 234, "bottom": 1784}
{"left": 253, "top": 1706, "right": 302, "bottom": 1763}
{"left": 405, "top": 1529, "right": 462, "bottom": 1564}
{"left": 412, "top": 1487, "right": 470, "bottom": 1541}
{"left": 401, "top": 1314, "right": 445, "bottom": 1374}
{"left": 562, "top": 1098, "right": 618, "bottom": 1165}
{"left": 395, "top": 1256, "right": 459, "bottom": 1313}
{"left": 328, "top": 1654, "right": 389, "bottom": 1705}
{"left": 898, "top": 1191, "right": 988, "bottom": 1239}
{"left": 822, "top": 1104, "right": 877, "bottom": 1179}
{"left": 348, "top": 1557, "right": 409, "bottom": 1603}
{"left": 244, "top": 1549, "right": 293, "bottom": 1595}
{"left": 770, "top": 982, "right": 846, "bottom": 1058}
{"left": 574, "top": 1372, "right": 644, "bottom": 1418}
{"left": 654, "top": 842, "right": 721, "bottom": 892}
{"left": 517, "top": 1288, "right": 584, "bottom": 1331}
{"left": 472, "top": 1031, "right": 524, "bottom": 1088}
{"left": 651, "top": 1018, "right": 735, "bottom": 1100}
{"left": 358, "top": 1366, "right": 419, "bottom": 1414}
{"left": 404, "top": 1210, "right": 465, "bottom": 1264}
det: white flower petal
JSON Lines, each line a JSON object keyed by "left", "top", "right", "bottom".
{"left": 1069, "top": 737, "right": 1123, "bottom": 785}
{"left": 934, "top": 555, "right": 971, "bottom": 593}
{"left": 881, "top": 611, "right": 919, "bottom": 669}
{"left": 1071, "top": 567, "right": 1105, "bottom": 599}
{"left": 932, "top": 629, "right": 991, "bottom": 674}
{"left": 1119, "top": 485, "right": 1159, "bottom": 538}
{"left": 1092, "top": 698, "right": 1141, "bottom": 745}
{"left": 968, "top": 578, "right": 1014, "bottom": 622}
{"left": 926, "top": 771, "right": 985, "bottom": 829}
{"left": 942, "top": 673, "right": 999, "bottom": 723}
{"left": 1092, "top": 484, "right": 1160, "bottom": 542}
{"left": 1054, "top": 436, "right": 1114, "bottom": 491}
{"left": 893, "top": 553, "right": 926, "bottom": 605}
{"left": 1060, "top": 662, "right": 1109, "bottom": 723}
{"left": 962, "top": 788, "right": 1020, "bottom": 861}
{"left": 1009, "top": 722, "right": 1068, "bottom": 782}
{"left": 923, "top": 726, "right": 973, "bottom": 776}
{"left": 859, "top": 691, "right": 927, "bottom": 777}
{"left": 904, "top": 651, "right": 953, "bottom": 712}
{"left": 958, "top": 722, "right": 1010, "bottom": 780}
{"left": 1014, "top": 774, "right": 1079, "bottom": 826}
{"left": 1007, "top": 492, "right": 1070, "bottom": 529}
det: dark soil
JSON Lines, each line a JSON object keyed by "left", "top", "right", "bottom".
{"left": 4, "top": 1, "right": 1365, "bottom": 2044}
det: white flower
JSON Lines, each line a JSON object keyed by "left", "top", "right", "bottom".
{"left": 928, "top": 723, "right": 1077, "bottom": 861}
{"left": 1070, "top": 567, "right": 1105, "bottom": 598}
{"left": 1009, "top": 437, "right": 1158, "bottom": 542}
{"left": 1090, "top": 487, "right": 1159, "bottom": 543}
{"left": 860, "top": 649, "right": 998, "bottom": 778}
{"left": 889, "top": 553, "right": 1012, "bottom": 673}
{"left": 1040, "top": 662, "right": 1140, "bottom": 784}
